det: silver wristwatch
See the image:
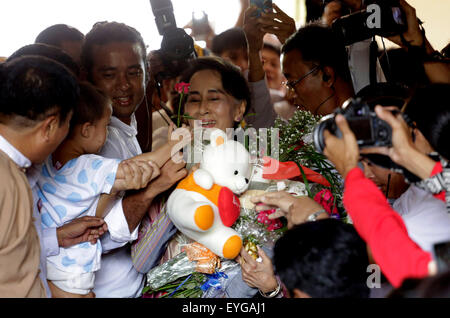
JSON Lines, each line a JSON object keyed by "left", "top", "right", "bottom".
{"left": 307, "top": 209, "right": 328, "bottom": 222}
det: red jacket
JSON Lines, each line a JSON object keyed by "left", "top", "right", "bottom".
{"left": 343, "top": 168, "right": 432, "bottom": 288}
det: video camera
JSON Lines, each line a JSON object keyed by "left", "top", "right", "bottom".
{"left": 149, "top": 0, "right": 196, "bottom": 62}
{"left": 331, "top": 0, "right": 407, "bottom": 46}
{"left": 313, "top": 88, "right": 425, "bottom": 183}
{"left": 313, "top": 97, "right": 393, "bottom": 154}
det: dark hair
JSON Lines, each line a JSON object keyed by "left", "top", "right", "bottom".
{"left": 7, "top": 43, "right": 80, "bottom": 77}
{"left": 70, "top": 81, "right": 109, "bottom": 129}
{"left": 262, "top": 43, "right": 281, "bottom": 57}
{"left": 35, "top": 24, "right": 84, "bottom": 47}
{"left": 441, "top": 42, "right": 450, "bottom": 58}
{"left": 0, "top": 55, "right": 79, "bottom": 125}
{"left": 388, "top": 270, "right": 450, "bottom": 298}
{"left": 211, "top": 27, "right": 248, "bottom": 56}
{"left": 274, "top": 219, "right": 370, "bottom": 298}
{"left": 356, "top": 82, "right": 411, "bottom": 110}
{"left": 403, "top": 84, "right": 450, "bottom": 160}
{"left": 379, "top": 48, "right": 429, "bottom": 89}
{"left": 179, "top": 56, "right": 251, "bottom": 119}
{"left": 81, "top": 21, "right": 147, "bottom": 78}
{"left": 282, "top": 23, "right": 351, "bottom": 82}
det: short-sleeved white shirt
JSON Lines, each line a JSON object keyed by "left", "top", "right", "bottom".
{"left": 94, "top": 114, "right": 144, "bottom": 298}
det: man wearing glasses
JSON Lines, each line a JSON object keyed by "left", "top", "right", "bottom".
{"left": 281, "top": 23, "right": 355, "bottom": 116}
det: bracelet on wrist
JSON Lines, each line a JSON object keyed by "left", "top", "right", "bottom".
{"left": 259, "top": 277, "right": 281, "bottom": 298}
{"left": 306, "top": 209, "right": 328, "bottom": 222}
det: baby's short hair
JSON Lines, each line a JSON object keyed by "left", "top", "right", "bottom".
{"left": 70, "top": 81, "right": 110, "bottom": 128}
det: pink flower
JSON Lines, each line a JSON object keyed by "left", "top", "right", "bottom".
{"left": 257, "top": 209, "right": 283, "bottom": 231}
{"left": 314, "top": 189, "right": 338, "bottom": 215}
{"left": 142, "top": 291, "right": 168, "bottom": 298}
{"left": 175, "top": 82, "right": 191, "bottom": 94}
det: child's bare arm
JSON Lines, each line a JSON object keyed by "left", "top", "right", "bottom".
{"left": 95, "top": 160, "right": 160, "bottom": 218}
{"left": 133, "top": 124, "right": 192, "bottom": 167}
{"left": 96, "top": 194, "right": 117, "bottom": 218}
{"left": 112, "top": 159, "right": 160, "bottom": 193}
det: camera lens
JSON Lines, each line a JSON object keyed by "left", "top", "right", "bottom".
{"left": 378, "top": 128, "right": 388, "bottom": 140}
{"left": 313, "top": 114, "right": 335, "bottom": 154}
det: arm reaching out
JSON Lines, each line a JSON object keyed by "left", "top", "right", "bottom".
{"left": 323, "top": 112, "right": 435, "bottom": 287}
{"left": 250, "top": 191, "right": 327, "bottom": 228}
{"left": 257, "top": 3, "right": 296, "bottom": 45}
{"left": 360, "top": 106, "right": 436, "bottom": 180}
{"left": 96, "top": 159, "right": 160, "bottom": 218}
{"left": 112, "top": 159, "right": 160, "bottom": 193}
{"left": 133, "top": 124, "right": 192, "bottom": 168}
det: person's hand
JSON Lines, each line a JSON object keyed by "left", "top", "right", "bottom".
{"left": 183, "top": 19, "right": 215, "bottom": 40}
{"left": 240, "top": 0, "right": 250, "bottom": 8}
{"left": 144, "top": 157, "right": 188, "bottom": 200}
{"left": 243, "top": 6, "right": 266, "bottom": 52}
{"left": 360, "top": 106, "right": 414, "bottom": 165}
{"left": 168, "top": 124, "right": 193, "bottom": 163}
{"left": 250, "top": 191, "right": 326, "bottom": 228}
{"left": 323, "top": 114, "right": 360, "bottom": 179}
{"left": 387, "top": 0, "right": 425, "bottom": 48}
{"left": 113, "top": 159, "right": 158, "bottom": 193}
{"left": 189, "top": 163, "right": 201, "bottom": 174}
{"left": 360, "top": 106, "right": 436, "bottom": 179}
{"left": 257, "top": 3, "right": 296, "bottom": 44}
{"left": 236, "top": 246, "right": 278, "bottom": 294}
{"left": 56, "top": 216, "right": 108, "bottom": 247}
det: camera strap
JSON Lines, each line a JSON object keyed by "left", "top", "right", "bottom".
{"left": 369, "top": 37, "right": 378, "bottom": 86}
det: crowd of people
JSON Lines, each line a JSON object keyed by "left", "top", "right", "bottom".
{"left": 0, "top": 0, "right": 449, "bottom": 299}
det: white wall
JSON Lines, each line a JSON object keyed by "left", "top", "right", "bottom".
{"left": 405, "top": 0, "right": 450, "bottom": 51}
{"left": 0, "top": 0, "right": 448, "bottom": 58}
{"left": 0, "top": 0, "right": 298, "bottom": 58}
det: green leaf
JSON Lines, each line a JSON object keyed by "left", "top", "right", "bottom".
{"left": 298, "top": 160, "right": 312, "bottom": 198}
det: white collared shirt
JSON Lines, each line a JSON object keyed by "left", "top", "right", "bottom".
{"left": 347, "top": 39, "right": 387, "bottom": 94}
{"left": 393, "top": 185, "right": 450, "bottom": 254}
{"left": 0, "top": 134, "right": 57, "bottom": 297}
{"left": 94, "top": 114, "right": 143, "bottom": 298}
{"left": 102, "top": 114, "right": 142, "bottom": 159}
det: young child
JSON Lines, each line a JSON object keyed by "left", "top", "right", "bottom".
{"left": 37, "top": 82, "right": 187, "bottom": 297}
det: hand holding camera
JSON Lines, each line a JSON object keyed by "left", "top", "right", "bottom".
{"left": 149, "top": 0, "right": 195, "bottom": 61}
{"left": 314, "top": 98, "right": 393, "bottom": 154}
{"left": 243, "top": 6, "right": 266, "bottom": 52}
{"left": 322, "top": 112, "right": 360, "bottom": 179}
{"left": 360, "top": 106, "right": 437, "bottom": 180}
{"left": 386, "top": 0, "right": 425, "bottom": 48}
{"left": 331, "top": 0, "right": 408, "bottom": 46}
{"left": 255, "top": 3, "right": 296, "bottom": 45}
{"left": 316, "top": 101, "right": 437, "bottom": 181}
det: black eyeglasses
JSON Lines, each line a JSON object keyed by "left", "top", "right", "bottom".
{"left": 283, "top": 65, "right": 320, "bottom": 91}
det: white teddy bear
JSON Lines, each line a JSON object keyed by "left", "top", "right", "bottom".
{"left": 167, "top": 129, "right": 252, "bottom": 259}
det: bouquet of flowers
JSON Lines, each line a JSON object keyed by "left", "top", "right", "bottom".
{"left": 143, "top": 242, "right": 222, "bottom": 298}
{"left": 270, "top": 110, "right": 345, "bottom": 219}
{"left": 142, "top": 105, "right": 346, "bottom": 298}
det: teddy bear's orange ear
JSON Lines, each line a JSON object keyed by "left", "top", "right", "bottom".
{"left": 215, "top": 136, "right": 224, "bottom": 146}
{"left": 210, "top": 129, "right": 227, "bottom": 148}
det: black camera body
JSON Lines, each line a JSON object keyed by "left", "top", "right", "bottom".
{"left": 149, "top": 0, "right": 196, "bottom": 61}
{"left": 332, "top": 0, "right": 407, "bottom": 45}
{"left": 313, "top": 97, "right": 392, "bottom": 154}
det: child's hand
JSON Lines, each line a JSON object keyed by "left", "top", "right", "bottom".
{"left": 167, "top": 123, "right": 193, "bottom": 151}
{"left": 113, "top": 159, "right": 159, "bottom": 193}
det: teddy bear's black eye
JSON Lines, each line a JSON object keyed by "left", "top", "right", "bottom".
{"left": 234, "top": 170, "right": 239, "bottom": 175}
